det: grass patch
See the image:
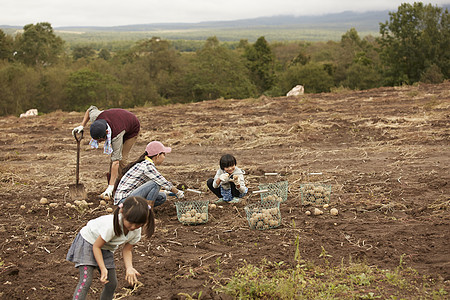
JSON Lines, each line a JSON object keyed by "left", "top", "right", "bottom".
{"left": 214, "top": 255, "right": 448, "bottom": 299}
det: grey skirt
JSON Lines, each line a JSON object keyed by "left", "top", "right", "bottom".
{"left": 66, "top": 233, "right": 115, "bottom": 269}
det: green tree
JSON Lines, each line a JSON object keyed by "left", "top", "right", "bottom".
{"left": 118, "top": 61, "right": 161, "bottom": 107}
{"left": 378, "top": 2, "right": 450, "bottom": 85}
{"left": 281, "top": 62, "right": 334, "bottom": 94}
{"left": 64, "top": 68, "right": 122, "bottom": 111}
{"left": 72, "top": 46, "right": 95, "bottom": 61}
{"left": 35, "top": 66, "right": 70, "bottom": 113}
{"left": 0, "top": 63, "right": 39, "bottom": 116}
{"left": 186, "top": 36, "right": 257, "bottom": 101}
{"left": 15, "top": 22, "right": 64, "bottom": 67}
{"left": 336, "top": 28, "right": 382, "bottom": 90}
{"left": 117, "top": 37, "right": 184, "bottom": 103}
{"left": 244, "top": 36, "right": 276, "bottom": 93}
{"left": 98, "top": 48, "right": 111, "bottom": 60}
{"left": 0, "top": 30, "right": 14, "bottom": 61}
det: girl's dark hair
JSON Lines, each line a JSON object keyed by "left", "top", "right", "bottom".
{"left": 113, "top": 196, "right": 155, "bottom": 238}
{"left": 114, "top": 152, "right": 147, "bottom": 192}
{"left": 220, "top": 154, "right": 237, "bottom": 170}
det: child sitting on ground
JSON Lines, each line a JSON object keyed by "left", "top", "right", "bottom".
{"left": 206, "top": 154, "right": 248, "bottom": 203}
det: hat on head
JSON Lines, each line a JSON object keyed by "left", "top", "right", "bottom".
{"left": 90, "top": 119, "right": 107, "bottom": 139}
{"left": 146, "top": 141, "right": 172, "bottom": 156}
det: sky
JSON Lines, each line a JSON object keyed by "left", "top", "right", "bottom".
{"left": 1, "top": 0, "right": 449, "bottom": 27}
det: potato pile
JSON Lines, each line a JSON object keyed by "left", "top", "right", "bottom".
{"left": 247, "top": 207, "right": 281, "bottom": 230}
{"left": 301, "top": 184, "right": 331, "bottom": 205}
{"left": 178, "top": 204, "right": 208, "bottom": 225}
{"left": 263, "top": 194, "right": 283, "bottom": 202}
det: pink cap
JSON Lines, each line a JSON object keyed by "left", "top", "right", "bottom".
{"left": 145, "top": 141, "right": 172, "bottom": 156}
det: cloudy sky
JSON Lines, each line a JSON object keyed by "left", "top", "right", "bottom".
{"left": 2, "top": 0, "right": 449, "bottom": 27}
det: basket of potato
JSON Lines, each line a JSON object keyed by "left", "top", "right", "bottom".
{"left": 175, "top": 200, "right": 209, "bottom": 225}
{"left": 244, "top": 199, "right": 281, "bottom": 230}
{"left": 300, "top": 183, "right": 331, "bottom": 205}
{"left": 258, "top": 181, "right": 289, "bottom": 203}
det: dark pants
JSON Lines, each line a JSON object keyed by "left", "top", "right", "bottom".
{"left": 206, "top": 178, "right": 240, "bottom": 199}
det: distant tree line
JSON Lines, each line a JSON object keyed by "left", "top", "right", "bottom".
{"left": 0, "top": 2, "right": 448, "bottom": 116}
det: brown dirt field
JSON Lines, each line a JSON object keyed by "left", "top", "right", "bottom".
{"left": 0, "top": 82, "right": 449, "bottom": 299}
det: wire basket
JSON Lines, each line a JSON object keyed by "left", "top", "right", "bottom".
{"left": 258, "top": 180, "right": 289, "bottom": 203}
{"left": 244, "top": 200, "right": 281, "bottom": 230}
{"left": 175, "top": 200, "right": 209, "bottom": 225}
{"left": 300, "top": 183, "right": 332, "bottom": 205}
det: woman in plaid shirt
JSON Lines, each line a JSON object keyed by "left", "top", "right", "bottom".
{"left": 113, "top": 141, "right": 184, "bottom": 207}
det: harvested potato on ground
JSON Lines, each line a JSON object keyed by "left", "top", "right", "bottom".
{"left": 99, "top": 200, "right": 107, "bottom": 205}
{"left": 40, "top": 197, "right": 48, "bottom": 204}
{"left": 330, "top": 208, "right": 339, "bottom": 216}
{"left": 313, "top": 208, "right": 323, "bottom": 215}
{"left": 106, "top": 207, "right": 113, "bottom": 213}
{"left": 49, "top": 203, "right": 58, "bottom": 208}
{"left": 305, "top": 210, "right": 311, "bottom": 216}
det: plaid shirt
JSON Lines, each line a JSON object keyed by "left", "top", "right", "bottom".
{"left": 114, "top": 159, "right": 173, "bottom": 204}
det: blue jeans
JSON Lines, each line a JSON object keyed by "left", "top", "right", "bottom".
{"left": 220, "top": 186, "right": 248, "bottom": 202}
{"left": 126, "top": 181, "right": 167, "bottom": 207}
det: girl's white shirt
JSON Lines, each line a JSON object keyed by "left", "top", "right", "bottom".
{"left": 80, "top": 214, "right": 141, "bottom": 252}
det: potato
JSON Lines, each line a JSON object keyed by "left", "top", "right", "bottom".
{"left": 99, "top": 200, "right": 107, "bottom": 205}
{"left": 20, "top": 205, "right": 26, "bottom": 210}
{"left": 313, "top": 208, "right": 323, "bottom": 215}
{"left": 66, "top": 203, "right": 72, "bottom": 208}
{"left": 209, "top": 204, "right": 217, "bottom": 209}
{"left": 49, "top": 203, "right": 58, "bottom": 208}
{"left": 330, "top": 208, "right": 339, "bottom": 216}
{"left": 305, "top": 210, "right": 311, "bottom": 216}
{"left": 40, "top": 197, "right": 48, "bottom": 204}
{"left": 106, "top": 207, "right": 113, "bottom": 213}
{"left": 100, "top": 194, "right": 110, "bottom": 201}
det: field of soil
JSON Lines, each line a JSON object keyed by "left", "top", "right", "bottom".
{"left": 0, "top": 82, "right": 449, "bottom": 299}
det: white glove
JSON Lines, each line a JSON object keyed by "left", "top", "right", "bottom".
{"left": 176, "top": 190, "right": 184, "bottom": 198}
{"left": 101, "top": 185, "right": 115, "bottom": 199}
{"left": 219, "top": 173, "right": 230, "bottom": 182}
{"left": 72, "top": 125, "right": 84, "bottom": 137}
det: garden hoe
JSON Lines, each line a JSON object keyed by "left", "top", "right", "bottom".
{"left": 69, "top": 131, "right": 87, "bottom": 200}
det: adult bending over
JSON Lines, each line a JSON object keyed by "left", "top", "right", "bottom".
{"left": 72, "top": 105, "right": 140, "bottom": 199}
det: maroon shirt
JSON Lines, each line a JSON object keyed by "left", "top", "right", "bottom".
{"left": 97, "top": 109, "right": 140, "bottom": 141}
